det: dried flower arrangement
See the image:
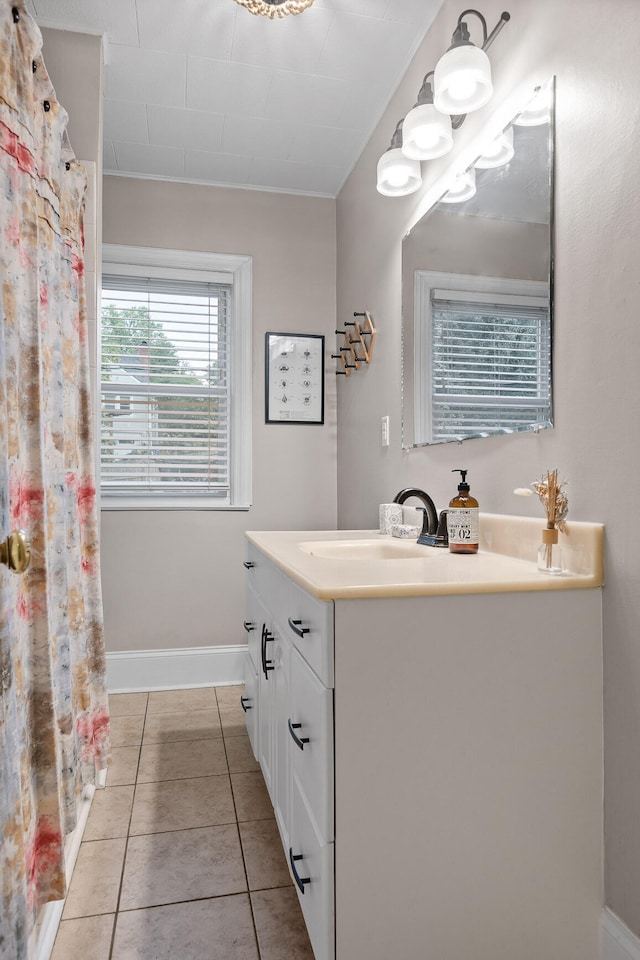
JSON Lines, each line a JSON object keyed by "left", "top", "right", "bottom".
{"left": 531, "top": 469, "right": 568, "bottom": 571}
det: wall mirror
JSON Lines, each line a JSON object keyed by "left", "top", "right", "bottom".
{"left": 401, "top": 79, "right": 555, "bottom": 448}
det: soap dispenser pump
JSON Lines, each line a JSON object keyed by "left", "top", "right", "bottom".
{"left": 448, "top": 469, "right": 479, "bottom": 554}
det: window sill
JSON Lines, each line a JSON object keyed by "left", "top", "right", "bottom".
{"left": 100, "top": 497, "right": 251, "bottom": 511}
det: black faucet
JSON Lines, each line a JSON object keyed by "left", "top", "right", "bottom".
{"left": 392, "top": 487, "right": 449, "bottom": 548}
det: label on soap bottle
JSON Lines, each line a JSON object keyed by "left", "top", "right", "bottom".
{"left": 448, "top": 507, "right": 479, "bottom": 545}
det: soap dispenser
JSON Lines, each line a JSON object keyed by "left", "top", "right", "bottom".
{"left": 448, "top": 469, "right": 479, "bottom": 554}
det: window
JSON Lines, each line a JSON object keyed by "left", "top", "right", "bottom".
{"left": 100, "top": 246, "right": 252, "bottom": 509}
{"left": 415, "top": 272, "right": 551, "bottom": 444}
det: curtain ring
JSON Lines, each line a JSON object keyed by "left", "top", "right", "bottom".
{"left": 43, "top": 100, "right": 51, "bottom": 112}
{"left": 12, "top": 7, "right": 20, "bottom": 22}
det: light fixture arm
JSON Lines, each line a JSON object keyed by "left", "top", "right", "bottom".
{"left": 450, "top": 9, "right": 489, "bottom": 48}
{"left": 414, "top": 71, "right": 436, "bottom": 106}
{"left": 388, "top": 119, "right": 404, "bottom": 150}
{"left": 482, "top": 10, "right": 510, "bottom": 52}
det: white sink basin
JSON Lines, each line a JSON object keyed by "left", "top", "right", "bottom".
{"left": 297, "top": 538, "right": 437, "bottom": 561}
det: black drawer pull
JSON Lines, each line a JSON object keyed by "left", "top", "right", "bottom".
{"left": 288, "top": 617, "right": 310, "bottom": 638}
{"left": 261, "top": 626, "right": 275, "bottom": 679}
{"left": 243, "top": 561, "right": 255, "bottom": 569}
{"left": 288, "top": 719, "right": 310, "bottom": 751}
{"left": 243, "top": 621, "right": 255, "bottom": 632}
{"left": 289, "top": 848, "right": 310, "bottom": 894}
{"left": 240, "top": 696, "right": 252, "bottom": 712}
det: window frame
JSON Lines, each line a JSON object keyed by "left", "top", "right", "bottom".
{"left": 414, "top": 270, "right": 550, "bottom": 445}
{"left": 100, "top": 244, "right": 252, "bottom": 511}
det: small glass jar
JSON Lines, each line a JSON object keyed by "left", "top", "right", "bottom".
{"left": 537, "top": 526, "right": 563, "bottom": 575}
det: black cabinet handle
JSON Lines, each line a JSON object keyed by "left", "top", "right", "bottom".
{"left": 261, "top": 625, "right": 274, "bottom": 679}
{"left": 289, "top": 847, "right": 310, "bottom": 894}
{"left": 243, "top": 621, "right": 255, "bottom": 632}
{"left": 243, "top": 561, "right": 255, "bottom": 569}
{"left": 240, "top": 696, "right": 252, "bottom": 712}
{"left": 288, "top": 719, "right": 310, "bottom": 751}
{"left": 288, "top": 617, "right": 310, "bottom": 638}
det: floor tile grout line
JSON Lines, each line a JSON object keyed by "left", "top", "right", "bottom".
{"left": 115, "top": 882, "right": 294, "bottom": 915}
{"left": 108, "top": 692, "right": 149, "bottom": 960}
{"left": 78, "top": 815, "right": 278, "bottom": 844}
{"left": 217, "top": 687, "right": 263, "bottom": 959}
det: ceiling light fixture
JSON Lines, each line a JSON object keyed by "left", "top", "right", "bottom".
{"left": 234, "top": 0, "right": 314, "bottom": 18}
{"left": 377, "top": 8, "right": 510, "bottom": 196}
{"left": 376, "top": 120, "right": 422, "bottom": 197}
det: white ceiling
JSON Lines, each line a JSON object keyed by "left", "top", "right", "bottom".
{"left": 26, "top": 0, "right": 445, "bottom": 197}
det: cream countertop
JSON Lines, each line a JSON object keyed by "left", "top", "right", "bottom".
{"left": 246, "top": 513, "right": 604, "bottom": 601}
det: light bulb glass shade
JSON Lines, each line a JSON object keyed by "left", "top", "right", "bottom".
{"left": 376, "top": 148, "right": 422, "bottom": 197}
{"left": 514, "top": 85, "right": 552, "bottom": 126}
{"left": 401, "top": 104, "right": 453, "bottom": 160}
{"left": 234, "top": 0, "right": 314, "bottom": 17}
{"left": 433, "top": 45, "right": 492, "bottom": 114}
{"left": 441, "top": 168, "right": 476, "bottom": 203}
{"left": 475, "top": 126, "right": 514, "bottom": 168}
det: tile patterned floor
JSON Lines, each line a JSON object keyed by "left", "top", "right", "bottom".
{"left": 51, "top": 686, "right": 314, "bottom": 960}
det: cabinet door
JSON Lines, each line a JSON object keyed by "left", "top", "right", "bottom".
{"left": 258, "top": 617, "right": 276, "bottom": 798}
{"left": 272, "top": 633, "right": 291, "bottom": 850}
{"left": 289, "top": 645, "right": 334, "bottom": 843}
{"left": 245, "top": 583, "right": 263, "bottom": 674}
{"left": 290, "top": 775, "right": 335, "bottom": 960}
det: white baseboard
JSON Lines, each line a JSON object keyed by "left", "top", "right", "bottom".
{"left": 603, "top": 908, "right": 640, "bottom": 960}
{"left": 106, "top": 644, "right": 246, "bottom": 692}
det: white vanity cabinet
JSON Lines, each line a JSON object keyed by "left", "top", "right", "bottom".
{"left": 244, "top": 536, "right": 603, "bottom": 960}
{"left": 244, "top": 544, "right": 335, "bottom": 960}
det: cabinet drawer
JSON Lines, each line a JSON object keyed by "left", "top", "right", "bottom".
{"left": 290, "top": 776, "right": 335, "bottom": 960}
{"left": 289, "top": 645, "right": 334, "bottom": 843}
{"left": 242, "top": 656, "right": 258, "bottom": 760}
{"left": 245, "top": 544, "right": 287, "bottom": 618}
{"left": 284, "top": 578, "right": 334, "bottom": 688}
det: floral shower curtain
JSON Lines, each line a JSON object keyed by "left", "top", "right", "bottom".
{"left": 0, "top": 3, "right": 110, "bottom": 957}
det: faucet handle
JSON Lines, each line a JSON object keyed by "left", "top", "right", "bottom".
{"left": 417, "top": 508, "right": 450, "bottom": 548}
{"left": 436, "top": 510, "right": 449, "bottom": 546}
{"left": 415, "top": 507, "right": 431, "bottom": 538}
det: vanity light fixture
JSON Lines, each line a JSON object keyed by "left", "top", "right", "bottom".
{"left": 234, "top": 0, "right": 314, "bottom": 18}
{"left": 401, "top": 72, "right": 454, "bottom": 161}
{"left": 433, "top": 10, "right": 510, "bottom": 116}
{"left": 376, "top": 120, "right": 422, "bottom": 197}
{"left": 440, "top": 168, "right": 476, "bottom": 203}
{"left": 378, "top": 9, "right": 509, "bottom": 196}
{"left": 475, "top": 125, "right": 514, "bottom": 168}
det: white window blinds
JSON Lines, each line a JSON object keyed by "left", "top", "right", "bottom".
{"left": 100, "top": 275, "right": 232, "bottom": 499}
{"left": 430, "top": 289, "right": 551, "bottom": 442}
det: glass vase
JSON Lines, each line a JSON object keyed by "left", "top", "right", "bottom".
{"left": 537, "top": 527, "right": 563, "bottom": 575}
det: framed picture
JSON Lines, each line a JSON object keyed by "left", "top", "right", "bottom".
{"left": 265, "top": 332, "right": 325, "bottom": 424}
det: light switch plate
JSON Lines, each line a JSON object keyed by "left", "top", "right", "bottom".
{"left": 381, "top": 416, "right": 390, "bottom": 447}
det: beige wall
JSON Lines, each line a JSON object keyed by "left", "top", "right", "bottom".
{"left": 101, "top": 177, "right": 337, "bottom": 652}
{"left": 336, "top": 0, "right": 640, "bottom": 935}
